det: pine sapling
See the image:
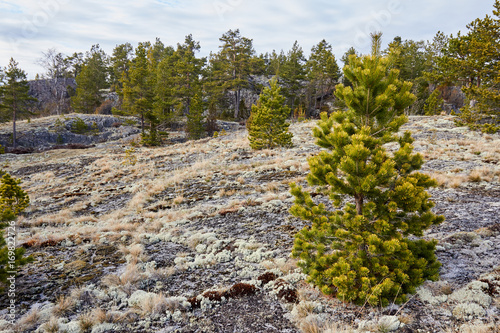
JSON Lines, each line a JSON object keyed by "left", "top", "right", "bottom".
{"left": 290, "top": 53, "right": 443, "bottom": 306}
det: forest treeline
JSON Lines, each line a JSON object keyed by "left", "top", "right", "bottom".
{"left": 1, "top": 1, "right": 499, "bottom": 145}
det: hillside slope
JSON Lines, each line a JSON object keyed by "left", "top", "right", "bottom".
{"left": 0, "top": 115, "right": 499, "bottom": 332}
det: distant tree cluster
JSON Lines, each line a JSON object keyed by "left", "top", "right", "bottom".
{"left": 427, "top": 0, "right": 500, "bottom": 132}
{"left": 25, "top": 30, "right": 344, "bottom": 144}
{"left": 0, "top": 1, "right": 498, "bottom": 148}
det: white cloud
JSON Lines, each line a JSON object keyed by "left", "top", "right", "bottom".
{"left": 0, "top": 0, "right": 495, "bottom": 78}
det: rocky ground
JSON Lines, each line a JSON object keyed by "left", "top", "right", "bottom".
{"left": 0, "top": 115, "right": 498, "bottom": 333}
{"left": 0, "top": 114, "right": 141, "bottom": 151}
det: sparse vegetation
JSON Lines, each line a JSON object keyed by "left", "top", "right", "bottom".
{"left": 2, "top": 5, "right": 500, "bottom": 327}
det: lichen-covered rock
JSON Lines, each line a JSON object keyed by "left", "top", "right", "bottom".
{"left": 128, "top": 290, "right": 157, "bottom": 308}
{"left": 449, "top": 281, "right": 492, "bottom": 307}
{"left": 0, "top": 114, "right": 140, "bottom": 150}
{"left": 58, "top": 320, "right": 82, "bottom": 333}
{"left": 91, "top": 323, "right": 118, "bottom": 333}
{"left": 417, "top": 286, "right": 448, "bottom": 305}
{"left": 378, "top": 316, "right": 400, "bottom": 331}
{"left": 452, "top": 302, "right": 486, "bottom": 319}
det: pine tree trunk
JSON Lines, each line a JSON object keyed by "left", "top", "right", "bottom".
{"left": 355, "top": 193, "right": 363, "bottom": 215}
{"left": 319, "top": 80, "right": 324, "bottom": 109}
{"left": 185, "top": 96, "right": 191, "bottom": 115}
{"left": 13, "top": 106, "right": 17, "bottom": 149}
{"left": 234, "top": 89, "right": 241, "bottom": 119}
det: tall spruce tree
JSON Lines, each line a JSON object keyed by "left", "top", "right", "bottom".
{"left": 290, "top": 50, "right": 443, "bottom": 306}
{"left": 0, "top": 58, "right": 37, "bottom": 149}
{"left": 248, "top": 78, "right": 293, "bottom": 149}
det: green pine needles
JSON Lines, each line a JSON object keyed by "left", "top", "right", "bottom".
{"left": 0, "top": 172, "right": 32, "bottom": 289}
{"left": 248, "top": 78, "right": 293, "bottom": 150}
{"left": 186, "top": 94, "right": 206, "bottom": 140}
{"left": 290, "top": 54, "right": 444, "bottom": 306}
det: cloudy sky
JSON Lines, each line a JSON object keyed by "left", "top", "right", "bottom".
{"left": 0, "top": 0, "right": 496, "bottom": 79}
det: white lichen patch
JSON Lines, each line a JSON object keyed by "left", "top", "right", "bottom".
{"left": 449, "top": 281, "right": 492, "bottom": 308}
{"left": 417, "top": 286, "right": 448, "bottom": 305}
{"left": 452, "top": 302, "right": 486, "bottom": 319}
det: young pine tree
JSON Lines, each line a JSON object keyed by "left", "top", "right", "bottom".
{"left": 0, "top": 58, "right": 37, "bottom": 149}
{"left": 290, "top": 53, "right": 443, "bottom": 306}
{"left": 248, "top": 78, "right": 293, "bottom": 150}
{"left": 424, "top": 89, "right": 444, "bottom": 115}
{"left": 0, "top": 172, "right": 32, "bottom": 289}
{"left": 186, "top": 94, "right": 206, "bottom": 140}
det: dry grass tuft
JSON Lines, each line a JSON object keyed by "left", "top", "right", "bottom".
{"left": 52, "top": 295, "right": 75, "bottom": 316}
{"left": 173, "top": 195, "right": 184, "bottom": 206}
{"left": 16, "top": 306, "right": 41, "bottom": 332}
{"left": 137, "top": 292, "right": 169, "bottom": 316}
{"left": 150, "top": 266, "right": 177, "bottom": 279}
{"left": 78, "top": 311, "right": 95, "bottom": 331}
{"left": 90, "top": 307, "right": 108, "bottom": 324}
{"left": 101, "top": 263, "right": 143, "bottom": 292}
{"left": 40, "top": 317, "right": 59, "bottom": 333}
{"left": 128, "top": 192, "right": 149, "bottom": 211}
{"left": 468, "top": 166, "right": 496, "bottom": 183}
{"left": 33, "top": 209, "right": 74, "bottom": 226}
{"left": 298, "top": 318, "right": 355, "bottom": 333}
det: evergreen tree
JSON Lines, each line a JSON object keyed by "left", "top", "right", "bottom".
{"left": 0, "top": 58, "right": 37, "bottom": 149}
{"left": 122, "top": 42, "right": 156, "bottom": 133}
{"left": 281, "top": 41, "right": 307, "bottom": 111}
{"left": 306, "top": 40, "right": 341, "bottom": 111}
{"left": 203, "top": 52, "right": 229, "bottom": 119}
{"left": 0, "top": 172, "right": 32, "bottom": 289}
{"left": 71, "top": 45, "right": 109, "bottom": 114}
{"left": 171, "top": 35, "right": 206, "bottom": 116}
{"left": 110, "top": 42, "right": 134, "bottom": 98}
{"left": 290, "top": 52, "right": 443, "bottom": 306}
{"left": 248, "top": 78, "right": 293, "bottom": 149}
{"left": 64, "top": 52, "right": 85, "bottom": 79}
{"left": 266, "top": 49, "right": 286, "bottom": 76}
{"left": 217, "top": 29, "right": 255, "bottom": 119}
{"left": 155, "top": 54, "right": 177, "bottom": 126}
{"left": 424, "top": 89, "right": 444, "bottom": 115}
{"left": 340, "top": 47, "right": 359, "bottom": 88}
{"left": 186, "top": 94, "right": 206, "bottom": 140}
{"left": 429, "top": 1, "right": 500, "bottom": 128}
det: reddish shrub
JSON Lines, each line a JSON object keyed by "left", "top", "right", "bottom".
{"left": 228, "top": 283, "right": 257, "bottom": 298}
{"left": 257, "top": 272, "right": 278, "bottom": 285}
